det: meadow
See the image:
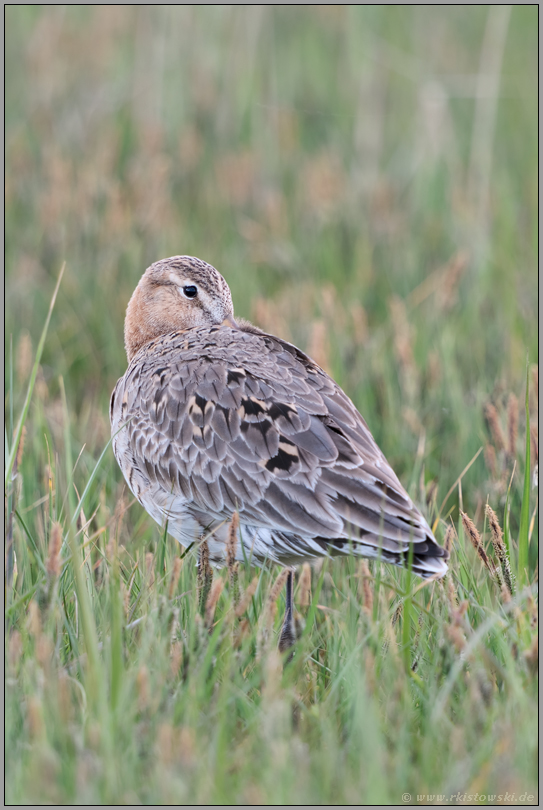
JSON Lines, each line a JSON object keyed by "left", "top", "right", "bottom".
{"left": 5, "top": 6, "right": 538, "bottom": 805}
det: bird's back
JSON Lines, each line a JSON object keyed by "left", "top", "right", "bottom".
{"left": 111, "top": 322, "right": 448, "bottom": 577}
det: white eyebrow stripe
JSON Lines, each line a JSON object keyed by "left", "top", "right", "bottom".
{"left": 170, "top": 273, "right": 197, "bottom": 287}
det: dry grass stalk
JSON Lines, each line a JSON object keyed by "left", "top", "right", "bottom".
{"left": 382, "top": 601, "right": 402, "bottom": 655}
{"left": 484, "top": 402, "right": 505, "bottom": 453}
{"left": 484, "top": 443, "right": 498, "bottom": 479}
{"left": 57, "top": 671, "right": 73, "bottom": 725}
{"left": 381, "top": 620, "right": 399, "bottom": 658}
{"left": 234, "top": 575, "right": 259, "bottom": 618}
{"left": 507, "top": 393, "right": 518, "bottom": 459}
{"left": 36, "top": 636, "right": 53, "bottom": 671}
{"left": 27, "top": 600, "right": 41, "bottom": 640}
{"left": 438, "top": 251, "right": 469, "bottom": 310}
{"left": 266, "top": 569, "right": 289, "bottom": 629}
{"left": 169, "top": 640, "right": 183, "bottom": 679}
{"left": 46, "top": 521, "right": 62, "bottom": 580}
{"left": 168, "top": 557, "right": 182, "bottom": 600}
{"left": 252, "top": 297, "right": 290, "bottom": 342}
{"left": 259, "top": 570, "right": 288, "bottom": 656}
{"left": 169, "top": 606, "right": 180, "bottom": 648}
{"left": 359, "top": 560, "right": 373, "bottom": 616}
{"left": 485, "top": 504, "right": 514, "bottom": 596}
{"left": 26, "top": 696, "right": 45, "bottom": 741}
{"left": 197, "top": 540, "right": 213, "bottom": 614}
{"left": 268, "top": 569, "right": 289, "bottom": 605}
{"left": 204, "top": 578, "right": 224, "bottom": 629}
{"left": 446, "top": 575, "right": 458, "bottom": 613}
{"left": 136, "top": 665, "right": 150, "bottom": 712}
{"left": 389, "top": 295, "right": 418, "bottom": 402}
{"left": 16, "top": 425, "right": 27, "bottom": 469}
{"left": 121, "top": 581, "right": 130, "bottom": 618}
{"left": 524, "top": 635, "right": 538, "bottom": 675}
{"left": 298, "top": 563, "right": 312, "bottom": 608}
{"left": 112, "top": 492, "right": 127, "bottom": 544}
{"left": 8, "top": 631, "right": 23, "bottom": 671}
{"left": 391, "top": 601, "right": 403, "bottom": 627}
{"left": 233, "top": 617, "right": 251, "bottom": 648}
{"left": 16, "top": 330, "right": 33, "bottom": 383}
{"left": 363, "top": 648, "right": 376, "bottom": 693}
{"left": 350, "top": 302, "right": 368, "bottom": 346}
{"left": 461, "top": 511, "right": 493, "bottom": 573}
{"left": 156, "top": 723, "right": 175, "bottom": 768}
{"left": 425, "top": 479, "right": 438, "bottom": 507}
{"left": 145, "top": 552, "right": 155, "bottom": 589}
{"left": 446, "top": 599, "right": 469, "bottom": 652}
{"left": 76, "top": 507, "right": 89, "bottom": 536}
{"left": 443, "top": 524, "right": 456, "bottom": 557}
{"left": 527, "top": 595, "right": 538, "bottom": 629}
{"left": 500, "top": 584, "right": 512, "bottom": 604}
{"left": 226, "top": 512, "right": 240, "bottom": 607}
{"left": 307, "top": 319, "right": 330, "bottom": 373}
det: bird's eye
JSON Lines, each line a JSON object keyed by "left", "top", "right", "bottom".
{"left": 182, "top": 285, "right": 198, "bottom": 299}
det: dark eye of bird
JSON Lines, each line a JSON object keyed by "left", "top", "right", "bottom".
{"left": 183, "top": 285, "right": 198, "bottom": 299}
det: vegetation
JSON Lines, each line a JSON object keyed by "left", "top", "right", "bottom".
{"left": 5, "top": 6, "right": 538, "bottom": 805}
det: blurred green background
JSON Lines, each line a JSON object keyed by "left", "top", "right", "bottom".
{"left": 5, "top": 6, "right": 538, "bottom": 805}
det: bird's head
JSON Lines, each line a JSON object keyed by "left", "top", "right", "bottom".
{"left": 124, "top": 255, "right": 237, "bottom": 361}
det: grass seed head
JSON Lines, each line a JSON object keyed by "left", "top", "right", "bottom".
{"left": 197, "top": 540, "right": 213, "bottom": 614}
{"left": 46, "top": 521, "right": 62, "bottom": 580}
{"left": 524, "top": 635, "right": 538, "bottom": 675}
{"left": 226, "top": 511, "right": 239, "bottom": 565}
{"left": 136, "top": 665, "right": 150, "bottom": 712}
{"left": 234, "top": 575, "right": 259, "bottom": 618}
{"left": 446, "top": 575, "right": 458, "bottom": 612}
{"left": 26, "top": 696, "right": 45, "bottom": 741}
{"left": 443, "top": 523, "right": 456, "bottom": 557}
{"left": 8, "top": 631, "right": 23, "bottom": 671}
{"left": 461, "top": 511, "right": 493, "bottom": 573}
{"left": 298, "top": 562, "right": 312, "bottom": 608}
{"left": 484, "top": 443, "right": 498, "bottom": 479}
{"left": 169, "top": 640, "right": 183, "bottom": 679}
{"left": 27, "top": 600, "right": 41, "bottom": 640}
{"left": 484, "top": 402, "right": 506, "bottom": 453}
{"left": 485, "top": 504, "right": 514, "bottom": 596}
{"left": 307, "top": 319, "right": 330, "bottom": 373}
{"left": 268, "top": 569, "right": 289, "bottom": 619}
{"left": 168, "top": 556, "right": 182, "bottom": 600}
{"left": 204, "top": 577, "right": 224, "bottom": 629}
{"left": 145, "top": 552, "right": 155, "bottom": 589}
{"left": 156, "top": 723, "right": 174, "bottom": 768}
{"left": 226, "top": 512, "right": 240, "bottom": 605}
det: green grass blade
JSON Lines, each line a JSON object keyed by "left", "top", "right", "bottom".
{"left": 5, "top": 262, "right": 65, "bottom": 489}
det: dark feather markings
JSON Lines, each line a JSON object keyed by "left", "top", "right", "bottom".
{"left": 111, "top": 321, "right": 448, "bottom": 572}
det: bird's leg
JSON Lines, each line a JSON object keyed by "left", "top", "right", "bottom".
{"left": 278, "top": 570, "right": 296, "bottom": 653}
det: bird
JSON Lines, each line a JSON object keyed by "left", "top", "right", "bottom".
{"left": 110, "top": 255, "right": 448, "bottom": 651}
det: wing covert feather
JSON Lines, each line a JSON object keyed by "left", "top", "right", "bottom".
{"left": 111, "top": 326, "right": 436, "bottom": 550}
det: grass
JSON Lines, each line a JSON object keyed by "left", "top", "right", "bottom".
{"left": 5, "top": 6, "right": 538, "bottom": 805}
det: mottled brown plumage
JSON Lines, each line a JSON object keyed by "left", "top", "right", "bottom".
{"left": 111, "top": 255, "right": 448, "bottom": 584}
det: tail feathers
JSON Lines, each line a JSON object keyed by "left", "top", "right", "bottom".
{"left": 320, "top": 535, "right": 449, "bottom": 579}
